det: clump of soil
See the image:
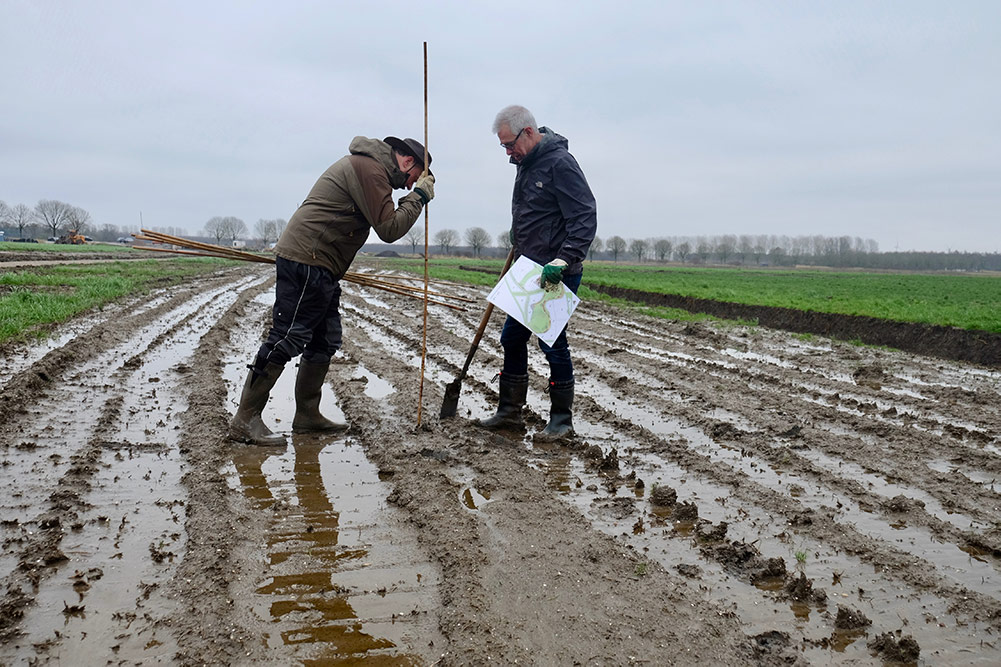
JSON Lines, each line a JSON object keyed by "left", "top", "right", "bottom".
{"left": 695, "top": 520, "right": 728, "bottom": 542}
{"left": 672, "top": 500, "right": 699, "bottom": 521}
{"left": 853, "top": 363, "right": 888, "bottom": 389}
{"left": 675, "top": 563, "right": 702, "bottom": 578}
{"left": 868, "top": 632, "right": 920, "bottom": 662}
{"left": 884, "top": 494, "right": 926, "bottom": 513}
{"left": 649, "top": 484, "right": 678, "bottom": 507}
{"left": 783, "top": 571, "right": 828, "bottom": 605}
{"left": 834, "top": 604, "right": 872, "bottom": 629}
{"left": 703, "top": 540, "right": 786, "bottom": 583}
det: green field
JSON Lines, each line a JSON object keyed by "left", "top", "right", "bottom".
{"left": 386, "top": 257, "right": 1001, "bottom": 334}
{"left": 0, "top": 257, "right": 224, "bottom": 343}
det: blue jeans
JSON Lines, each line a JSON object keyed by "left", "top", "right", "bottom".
{"left": 255, "top": 257, "right": 343, "bottom": 369}
{"left": 500, "top": 272, "right": 582, "bottom": 383}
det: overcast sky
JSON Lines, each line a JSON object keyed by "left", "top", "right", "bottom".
{"left": 2, "top": 1, "right": 999, "bottom": 253}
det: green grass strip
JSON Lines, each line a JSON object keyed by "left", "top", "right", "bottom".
{"left": 380, "top": 257, "right": 1001, "bottom": 333}
{"left": 0, "top": 258, "right": 224, "bottom": 343}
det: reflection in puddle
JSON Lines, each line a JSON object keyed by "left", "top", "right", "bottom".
{"left": 461, "top": 487, "right": 492, "bottom": 511}
{"left": 229, "top": 438, "right": 439, "bottom": 663}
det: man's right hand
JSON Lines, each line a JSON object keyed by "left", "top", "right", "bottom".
{"left": 414, "top": 173, "right": 435, "bottom": 205}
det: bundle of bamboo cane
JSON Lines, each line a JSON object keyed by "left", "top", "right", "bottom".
{"left": 132, "top": 229, "right": 470, "bottom": 311}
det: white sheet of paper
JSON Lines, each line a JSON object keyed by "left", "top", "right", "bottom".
{"left": 486, "top": 256, "right": 581, "bottom": 346}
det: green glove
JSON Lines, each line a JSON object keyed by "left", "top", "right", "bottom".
{"left": 540, "top": 259, "right": 568, "bottom": 291}
{"left": 414, "top": 173, "right": 435, "bottom": 205}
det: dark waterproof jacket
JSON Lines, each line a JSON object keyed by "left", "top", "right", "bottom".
{"left": 275, "top": 136, "right": 424, "bottom": 279}
{"left": 510, "top": 127, "right": 596, "bottom": 275}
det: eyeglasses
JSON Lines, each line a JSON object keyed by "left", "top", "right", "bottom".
{"left": 500, "top": 127, "right": 526, "bottom": 150}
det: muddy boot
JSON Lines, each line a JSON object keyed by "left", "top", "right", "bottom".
{"left": 228, "top": 362, "right": 286, "bottom": 445}
{"left": 292, "top": 360, "right": 346, "bottom": 433}
{"left": 475, "top": 373, "right": 528, "bottom": 430}
{"left": 536, "top": 379, "right": 574, "bottom": 441}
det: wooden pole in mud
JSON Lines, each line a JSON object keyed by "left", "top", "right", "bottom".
{"left": 416, "top": 41, "right": 430, "bottom": 427}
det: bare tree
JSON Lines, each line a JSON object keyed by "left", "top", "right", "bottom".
{"left": 607, "top": 235, "right": 626, "bottom": 262}
{"left": 653, "top": 238, "right": 672, "bottom": 262}
{"left": 497, "top": 230, "right": 512, "bottom": 254}
{"left": 433, "top": 228, "right": 458, "bottom": 255}
{"left": 204, "top": 217, "right": 226, "bottom": 243}
{"left": 255, "top": 218, "right": 278, "bottom": 244}
{"left": 35, "top": 199, "right": 74, "bottom": 239}
{"left": 222, "top": 216, "right": 246, "bottom": 244}
{"left": 717, "top": 234, "right": 736, "bottom": 264}
{"left": 588, "top": 236, "right": 603, "bottom": 261}
{"left": 8, "top": 203, "right": 34, "bottom": 238}
{"left": 405, "top": 227, "right": 425, "bottom": 255}
{"left": 675, "top": 241, "right": 691, "bottom": 263}
{"left": 67, "top": 206, "right": 92, "bottom": 234}
{"left": 630, "top": 239, "right": 648, "bottom": 262}
{"left": 0, "top": 200, "right": 8, "bottom": 227}
{"left": 465, "top": 227, "right": 490, "bottom": 258}
{"left": 695, "top": 240, "right": 711, "bottom": 264}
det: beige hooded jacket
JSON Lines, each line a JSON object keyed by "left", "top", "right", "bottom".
{"left": 274, "top": 136, "right": 424, "bottom": 278}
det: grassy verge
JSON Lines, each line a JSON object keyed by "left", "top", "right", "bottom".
{"left": 0, "top": 258, "right": 226, "bottom": 343}
{"left": 381, "top": 257, "right": 1001, "bottom": 333}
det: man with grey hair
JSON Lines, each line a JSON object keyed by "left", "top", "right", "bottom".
{"left": 477, "top": 105, "right": 596, "bottom": 439}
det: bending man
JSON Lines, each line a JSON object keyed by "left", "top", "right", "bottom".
{"left": 229, "top": 136, "right": 434, "bottom": 444}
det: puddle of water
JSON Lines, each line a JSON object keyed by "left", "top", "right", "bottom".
{"left": 927, "top": 458, "right": 1000, "bottom": 490}
{"left": 798, "top": 448, "right": 990, "bottom": 532}
{"left": 230, "top": 438, "right": 440, "bottom": 663}
{"left": 0, "top": 444, "right": 186, "bottom": 665}
{"left": 351, "top": 363, "right": 396, "bottom": 400}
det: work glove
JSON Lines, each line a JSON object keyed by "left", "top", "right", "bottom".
{"left": 414, "top": 173, "right": 435, "bottom": 205}
{"left": 540, "top": 258, "right": 567, "bottom": 292}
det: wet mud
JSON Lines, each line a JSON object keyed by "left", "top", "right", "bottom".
{"left": 1, "top": 258, "right": 999, "bottom": 665}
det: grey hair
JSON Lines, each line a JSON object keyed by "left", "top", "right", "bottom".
{"left": 493, "top": 105, "right": 538, "bottom": 134}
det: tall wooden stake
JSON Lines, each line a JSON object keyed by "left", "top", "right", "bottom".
{"left": 417, "top": 41, "right": 430, "bottom": 427}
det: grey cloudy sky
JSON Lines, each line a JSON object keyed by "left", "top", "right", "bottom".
{"left": 3, "top": 1, "right": 999, "bottom": 253}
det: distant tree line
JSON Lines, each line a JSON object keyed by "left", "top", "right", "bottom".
{"left": 389, "top": 229, "right": 1001, "bottom": 272}
{"left": 4, "top": 199, "right": 996, "bottom": 271}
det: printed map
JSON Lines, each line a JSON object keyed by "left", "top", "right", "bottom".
{"left": 487, "top": 256, "right": 581, "bottom": 346}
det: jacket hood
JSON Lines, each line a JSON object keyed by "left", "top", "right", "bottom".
{"left": 349, "top": 136, "right": 409, "bottom": 188}
{"left": 514, "top": 126, "right": 569, "bottom": 166}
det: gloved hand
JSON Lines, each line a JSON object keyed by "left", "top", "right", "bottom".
{"left": 540, "top": 258, "right": 567, "bottom": 292}
{"left": 414, "top": 173, "right": 435, "bottom": 205}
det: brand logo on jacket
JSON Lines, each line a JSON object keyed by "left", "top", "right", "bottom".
{"left": 535, "top": 181, "right": 543, "bottom": 189}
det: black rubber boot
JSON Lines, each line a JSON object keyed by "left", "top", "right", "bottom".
{"left": 475, "top": 373, "right": 529, "bottom": 430}
{"left": 292, "top": 360, "right": 347, "bottom": 433}
{"left": 537, "top": 379, "right": 574, "bottom": 440}
{"left": 229, "top": 362, "right": 286, "bottom": 445}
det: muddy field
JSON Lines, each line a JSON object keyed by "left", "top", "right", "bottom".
{"left": 1, "top": 259, "right": 999, "bottom": 665}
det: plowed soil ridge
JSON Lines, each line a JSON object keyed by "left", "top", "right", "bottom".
{"left": 589, "top": 283, "right": 1001, "bottom": 367}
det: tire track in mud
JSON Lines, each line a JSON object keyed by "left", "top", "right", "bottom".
{"left": 3, "top": 260, "right": 998, "bottom": 664}
{"left": 572, "top": 312, "right": 1001, "bottom": 547}
{"left": 326, "top": 303, "right": 765, "bottom": 665}
{"left": 336, "top": 265, "right": 1001, "bottom": 664}
{"left": 0, "top": 266, "right": 266, "bottom": 661}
